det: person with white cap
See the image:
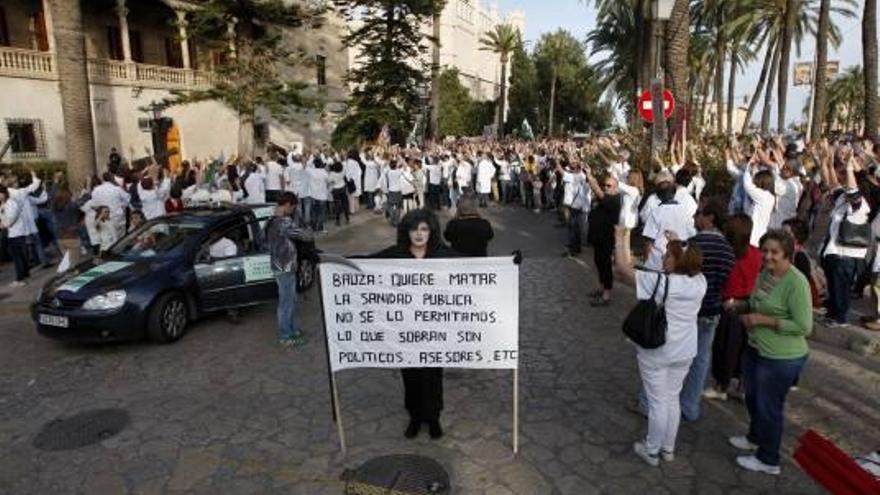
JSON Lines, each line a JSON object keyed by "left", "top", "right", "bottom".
{"left": 642, "top": 171, "right": 696, "bottom": 271}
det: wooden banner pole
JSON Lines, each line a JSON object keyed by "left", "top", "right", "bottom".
{"left": 331, "top": 371, "right": 347, "bottom": 456}
{"left": 513, "top": 367, "right": 519, "bottom": 455}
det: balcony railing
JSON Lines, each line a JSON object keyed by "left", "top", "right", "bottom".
{"left": 0, "top": 47, "right": 218, "bottom": 90}
{"left": 0, "top": 46, "right": 55, "bottom": 80}
{"left": 88, "top": 59, "right": 218, "bottom": 90}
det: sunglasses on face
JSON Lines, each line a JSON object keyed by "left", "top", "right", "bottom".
{"left": 603, "top": 183, "right": 614, "bottom": 189}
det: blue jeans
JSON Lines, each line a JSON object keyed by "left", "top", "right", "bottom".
{"left": 275, "top": 271, "right": 299, "bottom": 341}
{"left": 680, "top": 315, "right": 721, "bottom": 421}
{"left": 742, "top": 345, "right": 807, "bottom": 466}
{"left": 823, "top": 254, "right": 857, "bottom": 323}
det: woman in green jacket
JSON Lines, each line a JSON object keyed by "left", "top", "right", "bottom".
{"left": 723, "top": 230, "right": 812, "bottom": 476}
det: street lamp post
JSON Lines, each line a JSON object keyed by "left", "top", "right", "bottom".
{"left": 651, "top": 0, "right": 674, "bottom": 156}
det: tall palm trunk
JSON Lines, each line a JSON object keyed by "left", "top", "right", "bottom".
{"left": 714, "top": 27, "right": 725, "bottom": 134}
{"left": 664, "top": 0, "right": 690, "bottom": 144}
{"left": 742, "top": 35, "right": 777, "bottom": 134}
{"left": 49, "top": 0, "right": 96, "bottom": 188}
{"left": 811, "top": 0, "right": 831, "bottom": 141}
{"left": 498, "top": 54, "right": 508, "bottom": 137}
{"left": 761, "top": 38, "right": 782, "bottom": 133}
{"left": 777, "top": 0, "right": 799, "bottom": 132}
{"left": 726, "top": 49, "right": 737, "bottom": 137}
{"left": 429, "top": 8, "right": 442, "bottom": 141}
{"left": 864, "top": 0, "right": 879, "bottom": 142}
{"left": 548, "top": 66, "right": 557, "bottom": 136}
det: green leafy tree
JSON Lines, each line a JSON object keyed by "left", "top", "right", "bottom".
{"left": 435, "top": 68, "right": 497, "bottom": 137}
{"left": 334, "top": 0, "right": 434, "bottom": 147}
{"left": 162, "top": 0, "right": 324, "bottom": 157}
{"left": 535, "top": 30, "right": 584, "bottom": 136}
{"left": 480, "top": 23, "right": 520, "bottom": 137}
{"left": 506, "top": 35, "right": 539, "bottom": 135}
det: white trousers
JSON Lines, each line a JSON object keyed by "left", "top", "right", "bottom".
{"left": 638, "top": 354, "right": 692, "bottom": 454}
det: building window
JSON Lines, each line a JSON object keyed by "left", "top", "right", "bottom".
{"left": 0, "top": 7, "right": 9, "bottom": 46}
{"left": 316, "top": 55, "right": 327, "bottom": 86}
{"left": 5, "top": 119, "right": 45, "bottom": 159}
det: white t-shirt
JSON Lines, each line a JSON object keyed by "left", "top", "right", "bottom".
{"left": 639, "top": 187, "right": 697, "bottom": 225}
{"left": 382, "top": 168, "right": 403, "bottom": 193}
{"left": 307, "top": 167, "right": 329, "bottom": 201}
{"left": 742, "top": 171, "right": 776, "bottom": 247}
{"left": 456, "top": 161, "right": 473, "bottom": 189}
{"left": 770, "top": 176, "right": 803, "bottom": 230}
{"left": 635, "top": 270, "right": 707, "bottom": 366}
{"left": 243, "top": 171, "right": 266, "bottom": 205}
{"left": 476, "top": 159, "right": 495, "bottom": 194}
{"left": 209, "top": 237, "right": 238, "bottom": 258}
{"left": 265, "top": 160, "right": 285, "bottom": 191}
{"left": 642, "top": 202, "right": 696, "bottom": 271}
{"left": 285, "top": 160, "right": 309, "bottom": 199}
{"left": 618, "top": 181, "right": 641, "bottom": 229}
{"left": 344, "top": 159, "right": 363, "bottom": 196}
{"left": 363, "top": 159, "right": 381, "bottom": 192}
{"left": 497, "top": 160, "right": 511, "bottom": 181}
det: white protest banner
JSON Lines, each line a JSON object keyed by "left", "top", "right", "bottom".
{"left": 320, "top": 257, "right": 519, "bottom": 372}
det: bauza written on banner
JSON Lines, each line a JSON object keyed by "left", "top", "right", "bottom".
{"left": 320, "top": 257, "right": 519, "bottom": 372}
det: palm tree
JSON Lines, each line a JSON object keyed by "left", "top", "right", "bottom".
{"left": 587, "top": 2, "right": 640, "bottom": 126}
{"left": 864, "top": 0, "right": 879, "bottom": 142}
{"left": 49, "top": 0, "right": 97, "bottom": 188}
{"left": 777, "top": 0, "right": 799, "bottom": 132}
{"left": 810, "top": 0, "right": 831, "bottom": 141}
{"left": 825, "top": 66, "right": 865, "bottom": 131}
{"left": 664, "top": 0, "right": 690, "bottom": 143}
{"left": 429, "top": 0, "right": 447, "bottom": 141}
{"left": 480, "top": 23, "right": 519, "bottom": 138}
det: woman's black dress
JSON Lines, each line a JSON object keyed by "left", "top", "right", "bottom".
{"left": 371, "top": 243, "right": 459, "bottom": 422}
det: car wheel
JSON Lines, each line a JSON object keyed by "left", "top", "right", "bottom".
{"left": 147, "top": 292, "right": 188, "bottom": 344}
{"left": 297, "top": 258, "right": 316, "bottom": 293}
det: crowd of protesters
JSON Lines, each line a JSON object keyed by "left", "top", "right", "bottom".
{"left": 3, "top": 129, "right": 880, "bottom": 474}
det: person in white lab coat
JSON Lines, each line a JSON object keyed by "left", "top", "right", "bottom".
{"left": 243, "top": 163, "right": 267, "bottom": 205}
{"left": 344, "top": 151, "right": 363, "bottom": 214}
{"left": 89, "top": 172, "right": 131, "bottom": 238}
{"left": 475, "top": 152, "right": 496, "bottom": 207}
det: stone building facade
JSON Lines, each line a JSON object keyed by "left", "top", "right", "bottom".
{"left": 0, "top": 0, "right": 348, "bottom": 167}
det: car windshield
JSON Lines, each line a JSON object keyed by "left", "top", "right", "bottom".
{"left": 110, "top": 218, "right": 205, "bottom": 259}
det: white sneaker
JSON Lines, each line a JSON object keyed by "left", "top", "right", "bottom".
{"left": 736, "top": 454, "right": 781, "bottom": 475}
{"left": 702, "top": 388, "right": 728, "bottom": 401}
{"left": 660, "top": 450, "right": 675, "bottom": 462}
{"left": 729, "top": 435, "right": 758, "bottom": 452}
{"left": 633, "top": 441, "right": 660, "bottom": 467}
{"left": 8, "top": 280, "right": 26, "bottom": 288}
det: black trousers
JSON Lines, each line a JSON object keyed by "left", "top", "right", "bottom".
{"left": 712, "top": 310, "right": 746, "bottom": 389}
{"left": 7, "top": 236, "right": 30, "bottom": 282}
{"left": 332, "top": 188, "right": 349, "bottom": 224}
{"left": 427, "top": 184, "right": 442, "bottom": 210}
{"left": 402, "top": 368, "right": 443, "bottom": 422}
{"left": 593, "top": 239, "right": 614, "bottom": 290}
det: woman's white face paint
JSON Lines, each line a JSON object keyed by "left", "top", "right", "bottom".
{"left": 409, "top": 222, "right": 431, "bottom": 248}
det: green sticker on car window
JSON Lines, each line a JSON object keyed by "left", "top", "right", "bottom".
{"left": 254, "top": 206, "right": 275, "bottom": 230}
{"left": 57, "top": 261, "right": 133, "bottom": 293}
{"left": 243, "top": 255, "right": 273, "bottom": 283}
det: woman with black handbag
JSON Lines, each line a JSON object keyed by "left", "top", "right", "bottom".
{"left": 819, "top": 152, "right": 870, "bottom": 327}
{"left": 615, "top": 235, "right": 707, "bottom": 467}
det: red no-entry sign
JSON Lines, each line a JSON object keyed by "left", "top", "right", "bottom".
{"left": 638, "top": 89, "right": 675, "bottom": 122}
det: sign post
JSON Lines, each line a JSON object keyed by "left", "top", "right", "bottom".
{"left": 319, "top": 256, "right": 520, "bottom": 454}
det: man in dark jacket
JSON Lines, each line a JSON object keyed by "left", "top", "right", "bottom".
{"left": 265, "top": 192, "right": 314, "bottom": 347}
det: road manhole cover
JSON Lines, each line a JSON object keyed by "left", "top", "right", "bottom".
{"left": 342, "top": 454, "right": 450, "bottom": 495}
{"left": 33, "top": 408, "right": 130, "bottom": 451}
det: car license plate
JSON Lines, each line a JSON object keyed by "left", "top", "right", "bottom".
{"left": 39, "top": 314, "right": 69, "bottom": 328}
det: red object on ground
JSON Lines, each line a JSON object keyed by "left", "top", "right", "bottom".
{"left": 793, "top": 430, "right": 880, "bottom": 494}
{"left": 638, "top": 89, "right": 675, "bottom": 123}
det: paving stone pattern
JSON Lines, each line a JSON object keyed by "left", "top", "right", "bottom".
{"left": 1, "top": 208, "right": 879, "bottom": 494}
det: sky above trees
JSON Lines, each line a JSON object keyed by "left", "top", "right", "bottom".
{"left": 499, "top": 0, "right": 874, "bottom": 127}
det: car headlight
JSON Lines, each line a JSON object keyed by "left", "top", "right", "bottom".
{"left": 82, "top": 290, "right": 127, "bottom": 311}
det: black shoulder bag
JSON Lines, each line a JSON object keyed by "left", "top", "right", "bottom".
{"left": 837, "top": 208, "right": 871, "bottom": 248}
{"left": 622, "top": 273, "right": 669, "bottom": 349}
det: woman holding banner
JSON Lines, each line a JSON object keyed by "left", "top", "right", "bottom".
{"left": 372, "top": 208, "right": 459, "bottom": 439}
